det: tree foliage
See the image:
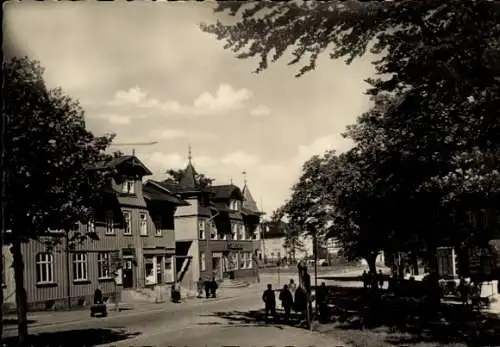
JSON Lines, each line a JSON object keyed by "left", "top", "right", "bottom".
{"left": 202, "top": 1, "right": 500, "bottom": 273}
{"left": 4, "top": 56, "right": 115, "bottom": 344}
{"left": 165, "top": 168, "right": 214, "bottom": 188}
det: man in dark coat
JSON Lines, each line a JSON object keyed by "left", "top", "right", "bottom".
{"left": 315, "top": 282, "right": 329, "bottom": 323}
{"left": 279, "top": 284, "right": 294, "bottom": 322}
{"left": 204, "top": 278, "right": 211, "bottom": 298}
{"left": 210, "top": 277, "right": 218, "bottom": 298}
{"left": 262, "top": 284, "right": 276, "bottom": 322}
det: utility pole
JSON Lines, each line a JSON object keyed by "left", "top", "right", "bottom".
{"left": 65, "top": 230, "right": 71, "bottom": 310}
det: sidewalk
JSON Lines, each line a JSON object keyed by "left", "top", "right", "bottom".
{"left": 3, "top": 288, "right": 247, "bottom": 332}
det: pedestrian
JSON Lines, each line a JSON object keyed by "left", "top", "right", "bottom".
{"left": 316, "top": 282, "right": 329, "bottom": 323}
{"left": 458, "top": 277, "right": 470, "bottom": 306}
{"left": 289, "top": 278, "right": 297, "bottom": 297}
{"left": 370, "top": 271, "right": 379, "bottom": 291}
{"left": 293, "top": 286, "right": 307, "bottom": 319}
{"left": 279, "top": 284, "right": 294, "bottom": 322}
{"left": 378, "top": 270, "right": 384, "bottom": 290}
{"left": 197, "top": 277, "right": 204, "bottom": 298}
{"left": 362, "top": 270, "right": 369, "bottom": 289}
{"left": 210, "top": 277, "right": 218, "bottom": 298}
{"left": 204, "top": 278, "right": 211, "bottom": 298}
{"left": 171, "top": 282, "right": 181, "bottom": 303}
{"left": 262, "top": 284, "right": 276, "bottom": 322}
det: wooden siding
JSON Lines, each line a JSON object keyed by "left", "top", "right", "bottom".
{"left": 18, "top": 178, "right": 177, "bottom": 307}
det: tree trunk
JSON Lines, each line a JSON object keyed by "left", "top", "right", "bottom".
{"left": 366, "top": 253, "right": 377, "bottom": 274}
{"left": 12, "top": 239, "right": 28, "bottom": 346}
{"left": 0, "top": 244, "right": 4, "bottom": 343}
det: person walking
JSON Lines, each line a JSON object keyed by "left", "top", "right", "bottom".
{"left": 362, "top": 270, "right": 369, "bottom": 289}
{"left": 289, "top": 278, "right": 297, "bottom": 297}
{"left": 204, "top": 278, "right": 211, "bottom": 298}
{"left": 197, "top": 277, "right": 204, "bottom": 298}
{"left": 315, "top": 282, "right": 328, "bottom": 321}
{"left": 262, "top": 284, "right": 276, "bottom": 322}
{"left": 210, "top": 277, "right": 218, "bottom": 298}
{"left": 279, "top": 284, "right": 294, "bottom": 322}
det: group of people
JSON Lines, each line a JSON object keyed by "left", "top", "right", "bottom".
{"left": 362, "top": 270, "right": 385, "bottom": 290}
{"left": 457, "top": 277, "right": 482, "bottom": 307}
{"left": 197, "top": 277, "right": 219, "bottom": 299}
{"left": 261, "top": 278, "right": 330, "bottom": 323}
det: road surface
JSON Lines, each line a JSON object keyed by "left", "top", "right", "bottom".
{"left": 4, "top": 281, "right": 348, "bottom": 347}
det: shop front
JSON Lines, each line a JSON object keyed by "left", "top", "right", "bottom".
{"left": 144, "top": 251, "right": 176, "bottom": 287}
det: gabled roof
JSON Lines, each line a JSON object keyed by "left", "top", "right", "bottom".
{"left": 208, "top": 184, "right": 244, "bottom": 200}
{"left": 94, "top": 155, "right": 152, "bottom": 176}
{"left": 143, "top": 181, "right": 189, "bottom": 206}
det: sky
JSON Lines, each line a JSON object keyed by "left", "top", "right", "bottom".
{"left": 5, "top": 1, "right": 376, "bottom": 216}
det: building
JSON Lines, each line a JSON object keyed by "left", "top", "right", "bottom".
{"left": 2, "top": 155, "right": 187, "bottom": 312}
{"left": 150, "top": 152, "right": 264, "bottom": 289}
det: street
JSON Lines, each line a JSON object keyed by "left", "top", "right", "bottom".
{"left": 3, "top": 284, "right": 346, "bottom": 347}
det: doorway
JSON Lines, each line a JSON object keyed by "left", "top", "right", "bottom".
{"left": 212, "top": 252, "right": 224, "bottom": 280}
{"left": 122, "top": 260, "right": 134, "bottom": 289}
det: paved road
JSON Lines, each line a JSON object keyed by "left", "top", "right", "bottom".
{"left": 4, "top": 288, "right": 346, "bottom": 347}
{"left": 4, "top": 269, "right": 362, "bottom": 347}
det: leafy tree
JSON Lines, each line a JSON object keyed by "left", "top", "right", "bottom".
{"left": 202, "top": 0, "right": 500, "bottom": 278}
{"left": 282, "top": 224, "right": 305, "bottom": 264}
{"left": 3, "top": 57, "right": 114, "bottom": 345}
{"left": 165, "top": 168, "right": 214, "bottom": 188}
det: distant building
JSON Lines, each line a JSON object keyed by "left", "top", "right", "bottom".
{"left": 2, "top": 155, "right": 187, "bottom": 312}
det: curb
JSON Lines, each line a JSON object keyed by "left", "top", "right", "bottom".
{"left": 3, "top": 294, "right": 239, "bottom": 333}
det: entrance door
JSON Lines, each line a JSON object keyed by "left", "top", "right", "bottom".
{"left": 212, "top": 257, "right": 222, "bottom": 280}
{"left": 122, "top": 260, "right": 134, "bottom": 289}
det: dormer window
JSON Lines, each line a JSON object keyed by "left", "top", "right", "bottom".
{"left": 122, "top": 180, "right": 135, "bottom": 195}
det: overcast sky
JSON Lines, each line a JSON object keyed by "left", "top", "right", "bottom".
{"left": 5, "top": 1, "right": 376, "bottom": 216}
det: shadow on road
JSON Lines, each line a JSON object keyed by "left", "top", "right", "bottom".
{"left": 200, "top": 310, "right": 293, "bottom": 330}
{"left": 317, "top": 285, "right": 500, "bottom": 347}
{"left": 2, "top": 318, "right": 37, "bottom": 326}
{"left": 2, "top": 328, "right": 141, "bottom": 347}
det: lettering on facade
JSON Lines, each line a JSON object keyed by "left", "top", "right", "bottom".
{"left": 227, "top": 242, "right": 243, "bottom": 250}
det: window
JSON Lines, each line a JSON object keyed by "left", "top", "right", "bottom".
{"left": 87, "top": 218, "right": 95, "bottom": 234}
{"left": 247, "top": 252, "right": 253, "bottom": 269}
{"left": 230, "top": 200, "right": 239, "bottom": 211}
{"left": 240, "top": 253, "right": 247, "bottom": 269}
{"left": 231, "top": 253, "right": 239, "bottom": 270}
{"left": 123, "top": 211, "right": 132, "bottom": 235}
{"left": 252, "top": 225, "right": 259, "bottom": 240}
{"left": 72, "top": 253, "right": 88, "bottom": 282}
{"left": 35, "top": 253, "right": 54, "bottom": 284}
{"left": 122, "top": 180, "right": 135, "bottom": 195}
{"left": 154, "top": 215, "right": 162, "bottom": 236}
{"left": 140, "top": 213, "right": 148, "bottom": 236}
{"left": 238, "top": 224, "right": 245, "bottom": 240}
{"left": 105, "top": 211, "right": 114, "bottom": 235}
{"left": 200, "top": 252, "right": 206, "bottom": 271}
{"left": 209, "top": 221, "right": 217, "bottom": 240}
{"left": 232, "top": 224, "right": 238, "bottom": 240}
{"left": 199, "top": 220, "right": 206, "bottom": 240}
{"left": 97, "top": 252, "right": 111, "bottom": 279}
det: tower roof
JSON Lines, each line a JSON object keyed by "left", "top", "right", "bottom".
{"left": 242, "top": 184, "right": 259, "bottom": 212}
{"left": 177, "top": 145, "right": 201, "bottom": 192}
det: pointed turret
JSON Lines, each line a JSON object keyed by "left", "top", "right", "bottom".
{"left": 242, "top": 182, "right": 259, "bottom": 213}
{"left": 178, "top": 145, "right": 200, "bottom": 192}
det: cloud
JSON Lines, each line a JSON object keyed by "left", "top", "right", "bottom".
{"left": 250, "top": 105, "right": 272, "bottom": 117}
{"left": 158, "top": 129, "right": 187, "bottom": 140}
{"left": 107, "top": 114, "right": 131, "bottom": 125}
{"left": 154, "top": 129, "right": 216, "bottom": 141}
{"left": 109, "top": 83, "right": 253, "bottom": 116}
{"left": 221, "top": 151, "right": 260, "bottom": 167}
{"left": 294, "top": 134, "right": 354, "bottom": 165}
